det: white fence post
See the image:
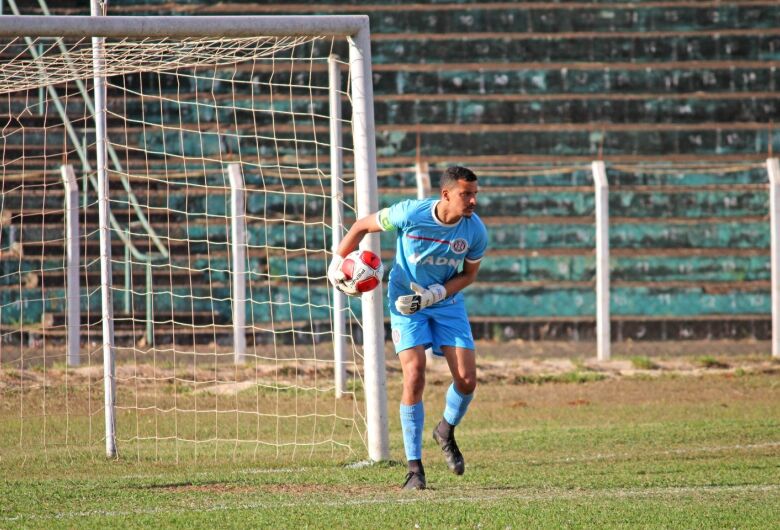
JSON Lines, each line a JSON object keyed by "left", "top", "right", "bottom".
{"left": 415, "top": 160, "right": 431, "bottom": 200}
{"left": 592, "top": 161, "right": 611, "bottom": 361}
{"left": 767, "top": 158, "right": 780, "bottom": 358}
{"left": 61, "top": 164, "right": 80, "bottom": 367}
{"left": 228, "top": 163, "right": 247, "bottom": 364}
{"left": 328, "top": 55, "right": 348, "bottom": 398}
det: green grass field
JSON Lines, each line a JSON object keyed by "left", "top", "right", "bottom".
{"left": 1, "top": 353, "right": 779, "bottom": 528}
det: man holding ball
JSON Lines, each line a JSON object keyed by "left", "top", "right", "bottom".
{"left": 328, "top": 166, "right": 488, "bottom": 490}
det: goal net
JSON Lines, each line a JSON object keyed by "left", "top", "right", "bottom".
{"left": 0, "top": 16, "right": 387, "bottom": 465}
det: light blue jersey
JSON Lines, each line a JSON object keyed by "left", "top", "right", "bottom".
{"left": 376, "top": 198, "right": 488, "bottom": 306}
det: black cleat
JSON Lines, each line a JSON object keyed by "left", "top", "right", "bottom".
{"left": 402, "top": 471, "right": 427, "bottom": 490}
{"left": 432, "top": 426, "right": 465, "bottom": 475}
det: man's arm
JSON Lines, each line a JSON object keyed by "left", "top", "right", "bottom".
{"left": 442, "top": 259, "right": 481, "bottom": 297}
{"left": 334, "top": 213, "right": 382, "bottom": 257}
{"left": 395, "top": 259, "right": 482, "bottom": 315}
{"left": 328, "top": 213, "right": 382, "bottom": 291}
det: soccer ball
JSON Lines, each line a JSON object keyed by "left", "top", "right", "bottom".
{"left": 340, "top": 249, "right": 384, "bottom": 295}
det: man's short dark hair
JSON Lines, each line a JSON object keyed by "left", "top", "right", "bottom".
{"left": 439, "top": 166, "right": 477, "bottom": 190}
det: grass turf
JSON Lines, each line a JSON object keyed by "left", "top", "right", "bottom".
{"left": 1, "top": 366, "right": 779, "bottom": 528}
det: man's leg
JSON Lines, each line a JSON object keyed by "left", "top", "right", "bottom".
{"left": 433, "top": 346, "right": 476, "bottom": 475}
{"left": 398, "top": 345, "right": 428, "bottom": 490}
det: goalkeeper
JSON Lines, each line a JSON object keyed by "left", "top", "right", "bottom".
{"left": 329, "top": 166, "right": 487, "bottom": 490}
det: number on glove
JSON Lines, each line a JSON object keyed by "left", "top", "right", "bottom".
{"left": 394, "top": 282, "right": 446, "bottom": 315}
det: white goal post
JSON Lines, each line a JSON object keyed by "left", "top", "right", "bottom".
{"left": 0, "top": 15, "right": 388, "bottom": 463}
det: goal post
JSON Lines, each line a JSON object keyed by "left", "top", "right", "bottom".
{"left": 0, "top": 15, "right": 389, "bottom": 463}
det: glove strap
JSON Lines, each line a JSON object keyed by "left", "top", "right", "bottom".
{"left": 430, "top": 284, "right": 447, "bottom": 303}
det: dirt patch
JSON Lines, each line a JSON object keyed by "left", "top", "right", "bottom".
{"left": 258, "top": 483, "right": 385, "bottom": 495}
{"left": 195, "top": 380, "right": 257, "bottom": 395}
{"left": 147, "top": 481, "right": 383, "bottom": 496}
{"left": 2, "top": 357, "right": 777, "bottom": 394}
{"left": 479, "top": 369, "right": 779, "bottom": 411}
{"left": 471, "top": 339, "right": 772, "bottom": 360}
{"left": 2, "top": 339, "right": 778, "bottom": 394}
{"left": 422, "top": 347, "right": 779, "bottom": 384}
{"left": 150, "top": 482, "right": 258, "bottom": 494}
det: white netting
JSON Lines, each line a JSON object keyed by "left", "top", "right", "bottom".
{"left": 0, "top": 34, "right": 369, "bottom": 464}
{"left": 0, "top": 36, "right": 313, "bottom": 94}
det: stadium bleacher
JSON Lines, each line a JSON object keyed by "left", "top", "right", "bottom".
{"left": 1, "top": 0, "right": 778, "bottom": 344}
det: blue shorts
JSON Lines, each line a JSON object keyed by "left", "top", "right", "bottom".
{"left": 389, "top": 297, "right": 475, "bottom": 356}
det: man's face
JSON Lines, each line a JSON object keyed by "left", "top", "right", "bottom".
{"left": 444, "top": 179, "right": 478, "bottom": 217}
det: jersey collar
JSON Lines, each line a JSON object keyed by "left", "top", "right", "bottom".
{"left": 431, "top": 200, "right": 461, "bottom": 227}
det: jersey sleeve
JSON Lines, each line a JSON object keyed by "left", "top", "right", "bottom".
{"left": 376, "top": 200, "right": 414, "bottom": 232}
{"left": 466, "top": 220, "right": 488, "bottom": 263}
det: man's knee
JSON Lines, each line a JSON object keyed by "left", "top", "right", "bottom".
{"left": 404, "top": 368, "right": 426, "bottom": 396}
{"left": 454, "top": 374, "right": 477, "bottom": 395}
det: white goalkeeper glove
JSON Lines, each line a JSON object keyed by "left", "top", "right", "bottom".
{"left": 327, "top": 254, "right": 345, "bottom": 286}
{"left": 394, "top": 282, "right": 446, "bottom": 315}
{"left": 327, "top": 254, "right": 358, "bottom": 296}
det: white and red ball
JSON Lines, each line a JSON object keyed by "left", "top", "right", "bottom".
{"left": 340, "top": 249, "right": 384, "bottom": 295}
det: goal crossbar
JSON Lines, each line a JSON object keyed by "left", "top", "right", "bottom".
{"left": 0, "top": 15, "right": 370, "bottom": 38}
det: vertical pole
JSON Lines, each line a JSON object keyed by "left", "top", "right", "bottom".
{"left": 349, "top": 25, "right": 389, "bottom": 461}
{"left": 592, "top": 161, "right": 611, "bottom": 361}
{"left": 91, "top": 0, "right": 116, "bottom": 458}
{"left": 145, "top": 259, "right": 153, "bottom": 345}
{"left": 228, "top": 163, "right": 247, "bottom": 364}
{"left": 328, "top": 55, "right": 347, "bottom": 398}
{"left": 124, "top": 234, "right": 131, "bottom": 313}
{"left": 61, "top": 164, "right": 80, "bottom": 367}
{"left": 37, "top": 42, "right": 44, "bottom": 116}
{"left": 414, "top": 160, "right": 431, "bottom": 200}
{"left": 767, "top": 158, "right": 780, "bottom": 358}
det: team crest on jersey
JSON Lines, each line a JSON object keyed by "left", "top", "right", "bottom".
{"left": 450, "top": 238, "right": 468, "bottom": 254}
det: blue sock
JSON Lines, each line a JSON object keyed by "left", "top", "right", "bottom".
{"left": 399, "top": 401, "right": 424, "bottom": 461}
{"left": 443, "top": 383, "right": 474, "bottom": 426}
